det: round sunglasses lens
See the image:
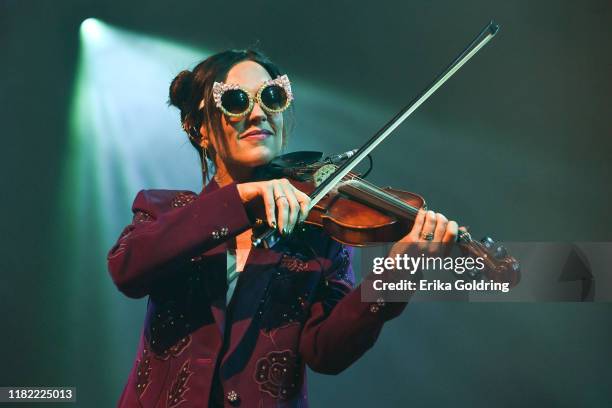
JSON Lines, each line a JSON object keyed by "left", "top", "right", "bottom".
{"left": 221, "top": 89, "right": 250, "bottom": 115}
{"left": 260, "top": 85, "right": 288, "bottom": 111}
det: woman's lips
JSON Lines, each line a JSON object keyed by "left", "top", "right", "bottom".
{"left": 241, "top": 129, "right": 273, "bottom": 140}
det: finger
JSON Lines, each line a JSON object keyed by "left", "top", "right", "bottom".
{"left": 280, "top": 179, "right": 299, "bottom": 233}
{"left": 418, "top": 211, "right": 437, "bottom": 251}
{"left": 408, "top": 208, "right": 427, "bottom": 241}
{"left": 422, "top": 211, "right": 437, "bottom": 237}
{"left": 433, "top": 213, "right": 448, "bottom": 242}
{"left": 431, "top": 213, "right": 448, "bottom": 253}
{"left": 443, "top": 221, "right": 459, "bottom": 244}
{"left": 261, "top": 184, "right": 276, "bottom": 228}
{"left": 294, "top": 189, "right": 311, "bottom": 223}
{"left": 273, "top": 181, "right": 289, "bottom": 234}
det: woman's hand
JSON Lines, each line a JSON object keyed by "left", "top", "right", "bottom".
{"left": 237, "top": 179, "right": 311, "bottom": 235}
{"left": 389, "top": 209, "right": 459, "bottom": 260}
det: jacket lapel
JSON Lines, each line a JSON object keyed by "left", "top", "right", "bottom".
{"left": 200, "top": 178, "right": 284, "bottom": 373}
{"left": 220, "top": 247, "right": 282, "bottom": 372}
{"left": 203, "top": 243, "right": 228, "bottom": 338}
{"left": 200, "top": 178, "right": 228, "bottom": 337}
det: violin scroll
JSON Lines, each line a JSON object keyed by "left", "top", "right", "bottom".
{"left": 457, "top": 233, "right": 520, "bottom": 287}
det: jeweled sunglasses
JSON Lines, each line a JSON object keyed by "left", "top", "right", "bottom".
{"left": 199, "top": 74, "right": 294, "bottom": 118}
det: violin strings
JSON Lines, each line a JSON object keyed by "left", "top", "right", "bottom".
{"left": 344, "top": 172, "right": 474, "bottom": 244}
{"left": 340, "top": 172, "right": 421, "bottom": 218}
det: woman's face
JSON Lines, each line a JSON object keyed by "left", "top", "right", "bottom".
{"left": 201, "top": 60, "right": 284, "bottom": 169}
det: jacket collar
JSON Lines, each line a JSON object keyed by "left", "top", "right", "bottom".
{"left": 201, "top": 177, "right": 220, "bottom": 195}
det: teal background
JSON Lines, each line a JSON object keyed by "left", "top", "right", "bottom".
{"left": 2, "top": 0, "right": 611, "bottom": 406}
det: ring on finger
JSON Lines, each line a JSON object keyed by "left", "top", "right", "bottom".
{"left": 421, "top": 232, "right": 435, "bottom": 241}
{"left": 274, "top": 195, "right": 288, "bottom": 202}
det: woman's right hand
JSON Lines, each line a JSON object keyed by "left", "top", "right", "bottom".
{"left": 236, "top": 179, "right": 311, "bottom": 235}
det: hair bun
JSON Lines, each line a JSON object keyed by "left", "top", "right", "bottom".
{"left": 169, "top": 70, "right": 194, "bottom": 111}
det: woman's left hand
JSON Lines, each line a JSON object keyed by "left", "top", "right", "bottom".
{"left": 388, "top": 209, "right": 459, "bottom": 259}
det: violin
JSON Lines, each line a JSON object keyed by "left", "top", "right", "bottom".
{"left": 251, "top": 150, "right": 520, "bottom": 286}
{"left": 251, "top": 21, "right": 520, "bottom": 286}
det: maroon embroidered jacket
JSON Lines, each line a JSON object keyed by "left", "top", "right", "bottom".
{"left": 107, "top": 180, "right": 407, "bottom": 407}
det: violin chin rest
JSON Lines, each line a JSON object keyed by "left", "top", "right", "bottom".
{"left": 270, "top": 151, "right": 323, "bottom": 168}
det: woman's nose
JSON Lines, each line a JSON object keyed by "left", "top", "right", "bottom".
{"left": 249, "top": 101, "right": 267, "bottom": 122}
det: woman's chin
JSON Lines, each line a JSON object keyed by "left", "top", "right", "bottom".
{"left": 239, "top": 147, "right": 279, "bottom": 167}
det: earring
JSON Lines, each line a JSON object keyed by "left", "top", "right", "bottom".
{"left": 182, "top": 122, "right": 200, "bottom": 142}
{"left": 189, "top": 126, "right": 201, "bottom": 142}
{"left": 201, "top": 144, "right": 215, "bottom": 185}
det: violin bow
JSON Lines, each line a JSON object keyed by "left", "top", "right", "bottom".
{"left": 253, "top": 21, "right": 500, "bottom": 248}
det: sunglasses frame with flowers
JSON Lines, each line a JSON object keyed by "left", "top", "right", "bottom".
{"left": 198, "top": 74, "right": 294, "bottom": 118}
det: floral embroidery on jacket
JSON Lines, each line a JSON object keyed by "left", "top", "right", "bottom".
{"left": 167, "top": 359, "right": 193, "bottom": 408}
{"left": 153, "top": 335, "right": 192, "bottom": 361}
{"left": 279, "top": 253, "right": 309, "bottom": 273}
{"left": 258, "top": 253, "right": 313, "bottom": 332}
{"left": 135, "top": 347, "right": 152, "bottom": 397}
{"left": 254, "top": 350, "right": 301, "bottom": 400}
{"left": 133, "top": 210, "right": 153, "bottom": 223}
{"left": 319, "top": 245, "right": 353, "bottom": 315}
{"left": 171, "top": 192, "right": 197, "bottom": 208}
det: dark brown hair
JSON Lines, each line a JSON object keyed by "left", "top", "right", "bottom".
{"left": 168, "top": 49, "right": 293, "bottom": 180}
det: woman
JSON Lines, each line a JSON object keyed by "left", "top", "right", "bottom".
{"left": 107, "top": 49, "right": 458, "bottom": 407}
